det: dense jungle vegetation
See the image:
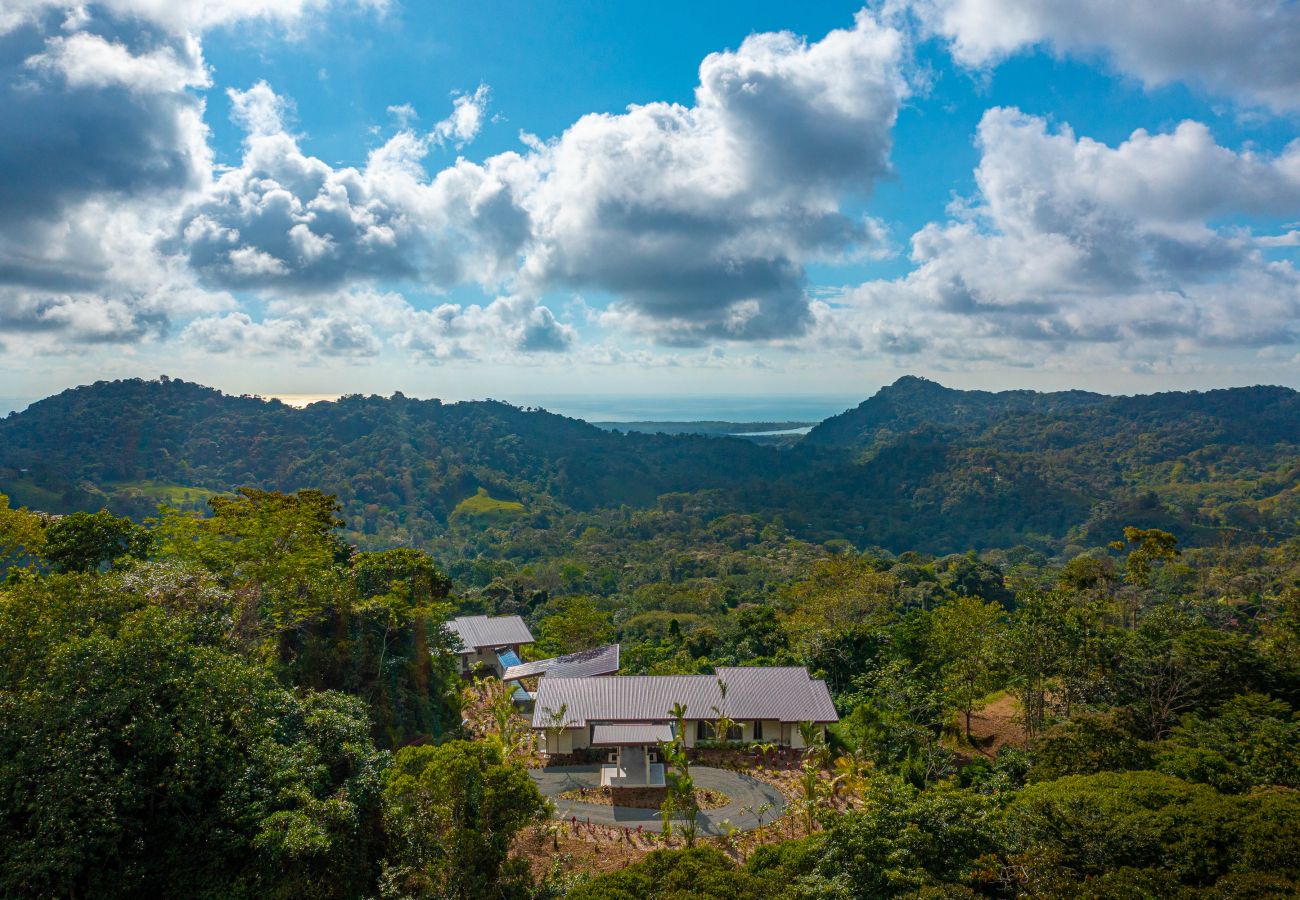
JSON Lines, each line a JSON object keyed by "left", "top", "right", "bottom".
{"left": 1, "top": 377, "right": 1298, "bottom": 897}
{"left": 2, "top": 375, "right": 1297, "bottom": 554}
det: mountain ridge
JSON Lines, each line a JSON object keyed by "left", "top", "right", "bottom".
{"left": 2, "top": 375, "right": 1297, "bottom": 554}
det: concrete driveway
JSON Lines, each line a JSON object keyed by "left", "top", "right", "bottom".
{"left": 528, "top": 764, "right": 786, "bottom": 834}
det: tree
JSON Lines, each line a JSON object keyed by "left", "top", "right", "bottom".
{"left": 797, "top": 757, "right": 828, "bottom": 834}
{"left": 1154, "top": 694, "right": 1300, "bottom": 793}
{"left": 535, "top": 595, "right": 613, "bottom": 656}
{"left": 380, "top": 741, "right": 547, "bottom": 899}
{"left": 1028, "top": 714, "right": 1153, "bottom": 781}
{"left": 307, "top": 547, "right": 463, "bottom": 748}
{"left": 0, "top": 492, "right": 45, "bottom": 574}
{"left": 668, "top": 701, "right": 689, "bottom": 743}
{"left": 1118, "top": 527, "right": 1180, "bottom": 588}
{"left": 1004, "top": 594, "right": 1055, "bottom": 737}
{"left": 1113, "top": 526, "right": 1181, "bottom": 626}
{"left": 779, "top": 556, "right": 898, "bottom": 647}
{"left": 1002, "top": 771, "right": 1300, "bottom": 889}
{"left": 539, "top": 703, "right": 569, "bottom": 758}
{"left": 757, "top": 774, "right": 997, "bottom": 897}
{"left": 0, "top": 571, "right": 387, "bottom": 899}
{"left": 945, "top": 553, "right": 1013, "bottom": 607}
{"left": 929, "top": 597, "right": 1006, "bottom": 740}
{"left": 711, "top": 678, "right": 738, "bottom": 745}
{"left": 831, "top": 750, "right": 872, "bottom": 804}
{"left": 479, "top": 677, "right": 531, "bottom": 760}
{"left": 566, "top": 848, "right": 775, "bottom": 900}
{"left": 659, "top": 740, "right": 699, "bottom": 847}
{"left": 353, "top": 548, "right": 452, "bottom": 605}
{"left": 839, "top": 661, "right": 955, "bottom": 786}
{"left": 151, "top": 489, "right": 348, "bottom": 642}
{"left": 43, "top": 509, "right": 149, "bottom": 573}
{"left": 798, "top": 721, "right": 829, "bottom": 764}
{"left": 160, "top": 509, "right": 462, "bottom": 748}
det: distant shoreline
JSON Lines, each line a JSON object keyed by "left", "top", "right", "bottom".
{"left": 593, "top": 420, "right": 815, "bottom": 438}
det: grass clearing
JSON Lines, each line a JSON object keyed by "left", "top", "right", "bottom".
{"left": 113, "top": 481, "right": 219, "bottom": 507}
{"left": 0, "top": 479, "right": 69, "bottom": 511}
{"left": 451, "top": 487, "right": 525, "bottom": 525}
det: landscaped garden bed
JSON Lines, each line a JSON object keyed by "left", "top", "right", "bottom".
{"left": 555, "top": 786, "right": 731, "bottom": 810}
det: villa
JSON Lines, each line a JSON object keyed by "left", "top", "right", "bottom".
{"left": 445, "top": 615, "right": 535, "bottom": 677}
{"left": 531, "top": 666, "right": 838, "bottom": 787}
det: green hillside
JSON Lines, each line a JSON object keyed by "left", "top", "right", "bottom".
{"left": 1, "top": 376, "right": 1297, "bottom": 555}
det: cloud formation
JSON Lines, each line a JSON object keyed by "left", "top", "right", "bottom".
{"left": 907, "top": 0, "right": 1300, "bottom": 112}
{"left": 175, "top": 10, "right": 910, "bottom": 344}
{"left": 175, "top": 80, "right": 518, "bottom": 292}
{"left": 181, "top": 289, "right": 574, "bottom": 361}
{"left": 0, "top": 0, "right": 384, "bottom": 37}
{"left": 2, "top": 1, "right": 1297, "bottom": 383}
{"left": 0, "top": 0, "right": 377, "bottom": 346}
{"left": 824, "top": 108, "right": 1300, "bottom": 363}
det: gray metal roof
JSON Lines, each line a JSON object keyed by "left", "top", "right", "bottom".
{"left": 591, "top": 723, "right": 674, "bottom": 745}
{"left": 715, "top": 666, "right": 840, "bottom": 723}
{"left": 531, "top": 666, "right": 838, "bottom": 728}
{"left": 502, "top": 644, "right": 620, "bottom": 681}
{"left": 445, "top": 615, "right": 534, "bottom": 652}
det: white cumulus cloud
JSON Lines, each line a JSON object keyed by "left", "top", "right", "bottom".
{"left": 906, "top": 0, "right": 1300, "bottom": 112}
{"left": 174, "top": 10, "right": 912, "bottom": 344}
{"left": 821, "top": 107, "right": 1300, "bottom": 363}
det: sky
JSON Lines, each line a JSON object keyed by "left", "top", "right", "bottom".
{"left": 2, "top": 0, "right": 1299, "bottom": 411}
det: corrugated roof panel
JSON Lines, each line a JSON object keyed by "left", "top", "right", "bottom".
{"left": 445, "top": 615, "right": 534, "bottom": 651}
{"left": 591, "top": 723, "right": 675, "bottom": 745}
{"left": 716, "top": 666, "right": 839, "bottom": 722}
{"left": 502, "top": 644, "right": 620, "bottom": 681}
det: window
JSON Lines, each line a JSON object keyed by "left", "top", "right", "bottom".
{"left": 753, "top": 720, "right": 763, "bottom": 740}
{"left": 698, "top": 721, "right": 741, "bottom": 741}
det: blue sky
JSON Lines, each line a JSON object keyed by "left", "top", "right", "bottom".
{"left": 2, "top": 0, "right": 1298, "bottom": 410}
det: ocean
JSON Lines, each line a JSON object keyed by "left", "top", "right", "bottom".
{"left": 514, "top": 394, "right": 862, "bottom": 424}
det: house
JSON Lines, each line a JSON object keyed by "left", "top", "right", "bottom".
{"left": 531, "top": 665, "right": 838, "bottom": 761}
{"left": 445, "top": 615, "right": 535, "bottom": 677}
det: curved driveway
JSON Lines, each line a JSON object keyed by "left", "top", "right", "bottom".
{"left": 528, "top": 764, "right": 786, "bottom": 834}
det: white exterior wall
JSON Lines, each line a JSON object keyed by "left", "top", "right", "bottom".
{"left": 538, "top": 727, "right": 589, "bottom": 756}
{"left": 788, "top": 724, "right": 827, "bottom": 749}
{"left": 739, "top": 720, "right": 782, "bottom": 743}
{"left": 536, "top": 720, "right": 827, "bottom": 755}
{"left": 684, "top": 718, "right": 796, "bottom": 746}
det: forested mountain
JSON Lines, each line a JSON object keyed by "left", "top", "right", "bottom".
{"left": 2, "top": 382, "right": 1299, "bottom": 898}
{"left": 0, "top": 376, "right": 789, "bottom": 535}
{"left": 1, "top": 376, "right": 1297, "bottom": 555}
{"left": 805, "top": 375, "right": 1108, "bottom": 449}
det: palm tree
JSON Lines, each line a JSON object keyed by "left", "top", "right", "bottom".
{"left": 831, "top": 750, "right": 872, "bottom": 805}
{"left": 659, "top": 739, "right": 698, "bottom": 846}
{"left": 668, "top": 701, "right": 689, "bottom": 743}
{"left": 711, "top": 678, "right": 736, "bottom": 745}
{"left": 798, "top": 721, "right": 828, "bottom": 764}
{"left": 740, "top": 801, "right": 775, "bottom": 845}
{"left": 540, "top": 703, "right": 569, "bottom": 759}
{"left": 798, "top": 757, "right": 826, "bottom": 834}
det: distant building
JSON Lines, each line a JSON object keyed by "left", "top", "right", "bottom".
{"left": 445, "top": 615, "right": 535, "bottom": 677}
